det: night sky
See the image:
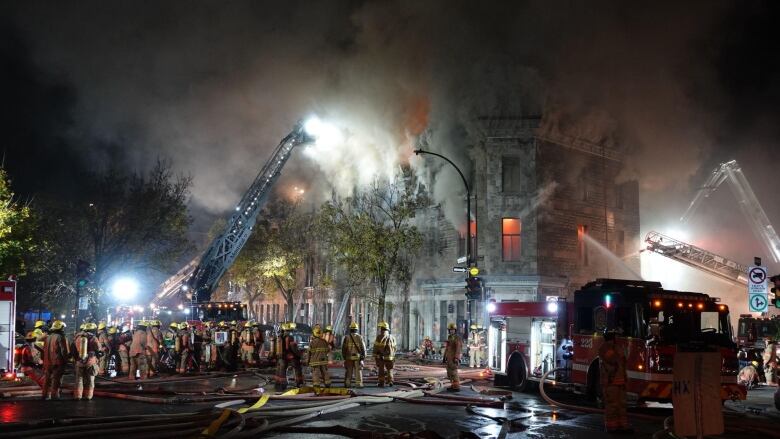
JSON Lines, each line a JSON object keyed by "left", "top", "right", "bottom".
{"left": 2, "top": 1, "right": 779, "bottom": 304}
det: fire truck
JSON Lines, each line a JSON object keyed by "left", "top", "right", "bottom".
{"left": 488, "top": 278, "right": 746, "bottom": 402}
{"left": 737, "top": 314, "right": 780, "bottom": 348}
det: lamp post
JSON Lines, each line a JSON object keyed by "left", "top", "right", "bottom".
{"left": 413, "top": 149, "right": 472, "bottom": 266}
{"left": 414, "top": 148, "right": 478, "bottom": 336}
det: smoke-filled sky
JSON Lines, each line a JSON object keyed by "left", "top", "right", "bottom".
{"left": 2, "top": 1, "right": 780, "bottom": 305}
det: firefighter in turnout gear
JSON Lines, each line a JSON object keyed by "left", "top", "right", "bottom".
{"left": 468, "top": 325, "right": 483, "bottom": 368}
{"left": 342, "top": 322, "right": 366, "bottom": 388}
{"left": 599, "top": 329, "right": 633, "bottom": 434}
{"left": 240, "top": 321, "right": 258, "bottom": 367}
{"left": 177, "top": 322, "right": 193, "bottom": 373}
{"left": 97, "top": 322, "right": 110, "bottom": 375}
{"left": 72, "top": 322, "right": 101, "bottom": 400}
{"left": 42, "top": 320, "right": 69, "bottom": 399}
{"left": 129, "top": 321, "right": 148, "bottom": 380}
{"left": 373, "top": 321, "right": 396, "bottom": 387}
{"left": 444, "top": 323, "right": 463, "bottom": 391}
{"left": 146, "top": 320, "right": 163, "bottom": 377}
{"left": 763, "top": 337, "right": 778, "bottom": 386}
{"left": 422, "top": 336, "right": 434, "bottom": 359}
{"left": 323, "top": 325, "right": 335, "bottom": 363}
{"left": 18, "top": 331, "right": 44, "bottom": 387}
{"left": 201, "top": 321, "right": 217, "bottom": 371}
{"left": 308, "top": 324, "right": 331, "bottom": 388}
{"left": 274, "top": 322, "right": 303, "bottom": 390}
{"left": 117, "top": 324, "right": 132, "bottom": 375}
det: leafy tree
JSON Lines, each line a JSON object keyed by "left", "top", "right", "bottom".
{"left": 0, "top": 167, "right": 36, "bottom": 278}
{"left": 22, "top": 160, "right": 192, "bottom": 315}
{"left": 318, "top": 168, "right": 425, "bottom": 327}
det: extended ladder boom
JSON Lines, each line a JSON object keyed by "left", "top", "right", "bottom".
{"left": 681, "top": 160, "right": 780, "bottom": 263}
{"left": 187, "top": 122, "right": 314, "bottom": 303}
{"left": 645, "top": 231, "right": 749, "bottom": 286}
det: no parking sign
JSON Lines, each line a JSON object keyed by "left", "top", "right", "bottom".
{"left": 748, "top": 265, "right": 768, "bottom": 313}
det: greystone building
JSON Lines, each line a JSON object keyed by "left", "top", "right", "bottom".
{"left": 388, "top": 116, "right": 641, "bottom": 349}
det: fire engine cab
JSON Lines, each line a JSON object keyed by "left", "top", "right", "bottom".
{"left": 489, "top": 278, "right": 746, "bottom": 402}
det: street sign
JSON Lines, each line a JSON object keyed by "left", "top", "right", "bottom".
{"left": 747, "top": 265, "right": 768, "bottom": 312}
{"left": 78, "top": 296, "right": 89, "bottom": 310}
{"left": 452, "top": 267, "right": 467, "bottom": 273}
{"left": 457, "top": 256, "right": 467, "bottom": 264}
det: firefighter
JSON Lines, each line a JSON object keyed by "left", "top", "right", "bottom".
{"left": 323, "top": 325, "right": 335, "bottom": 363}
{"left": 422, "top": 336, "right": 434, "bottom": 359}
{"left": 763, "top": 337, "right": 778, "bottom": 385}
{"left": 599, "top": 329, "right": 633, "bottom": 434}
{"left": 240, "top": 321, "right": 257, "bottom": 367}
{"left": 42, "top": 320, "right": 69, "bottom": 400}
{"left": 18, "top": 331, "right": 44, "bottom": 387}
{"left": 146, "top": 320, "right": 163, "bottom": 377}
{"left": 342, "top": 322, "right": 366, "bottom": 388}
{"left": 32, "top": 328, "right": 46, "bottom": 362}
{"left": 201, "top": 321, "right": 216, "bottom": 371}
{"left": 178, "top": 321, "right": 193, "bottom": 373}
{"left": 129, "top": 321, "right": 148, "bottom": 380}
{"left": 468, "top": 325, "right": 482, "bottom": 368}
{"left": 443, "top": 322, "right": 463, "bottom": 392}
{"left": 96, "top": 322, "right": 110, "bottom": 375}
{"left": 253, "top": 322, "right": 266, "bottom": 361}
{"left": 72, "top": 322, "right": 101, "bottom": 400}
{"left": 227, "top": 321, "right": 240, "bottom": 371}
{"left": 308, "top": 324, "right": 331, "bottom": 388}
{"left": 117, "top": 324, "right": 132, "bottom": 376}
{"left": 34, "top": 319, "right": 48, "bottom": 334}
{"left": 373, "top": 321, "right": 396, "bottom": 387}
{"left": 274, "top": 322, "right": 303, "bottom": 390}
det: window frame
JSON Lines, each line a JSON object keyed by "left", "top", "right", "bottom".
{"left": 501, "top": 217, "right": 522, "bottom": 261}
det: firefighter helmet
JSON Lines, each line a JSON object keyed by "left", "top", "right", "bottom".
{"left": 83, "top": 322, "right": 98, "bottom": 332}
{"left": 218, "top": 321, "right": 227, "bottom": 328}
{"left": 108, "top": 327, "right": 118, "bottom": 335}
{"left": 244, "top": 321, "right": 254, "bottom": 328}
{"left": 79, "top": 323, "right": 86, "bottom": 331}
{"left": 25, "top": 331, "right": 36, "bottom": 341}
{"left": 470, "top": 324, "right": 477, "bottom": 330}
{"left": 447, "top": 322, "right": 456, "bottom": 330}
{"left": 312, "top": 324, "right": 322, "bottom": 337}
{"left": 32, "top": 328, "right": 45, "bottom": 339}
{"left": 169, "top": 322, "right": 179, "bottom": 329}
{"left": 324, "top": 325, "right": 333, "bottom": 333}
{"left": 98, "top": 322, "right": 107, "bottom": 330}
{"left": 349, "top": 322, "right": 359, "bottom": 330}
{"left": 230, "top": 320, "right": 237, "bottom": 326}
{"left": 151, "top": 320, "right": 161, "bottom": 327}
{"left": 137, "top": 320, "right": 148, "bottom": 328}
{"left": 34, "top": 320, "right": 46, "bottom": 329}
{"left": 179, "top": 322, "right": 189, "bottom": 330}
{"left": 424, "top": 335, "right": 430, "bottom": 340}
{"left": 50, "top": 320, "right": 66, "bottom": 331}
{"left": 377, "top": 321, "right": 389, "bottom": 330}
{"left": 287, "top": 322, "right": 297, "bottom": 331}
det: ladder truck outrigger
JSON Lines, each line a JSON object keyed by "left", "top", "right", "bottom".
{"left": 488, "top": 278, "right": 746, "bottom": 403}
{"left": 152, "top": 118, "right": 326, "bottom": 325}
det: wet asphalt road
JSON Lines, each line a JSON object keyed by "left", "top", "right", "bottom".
{"left": 1, "top": 367, "right": 777, "bottom": 438}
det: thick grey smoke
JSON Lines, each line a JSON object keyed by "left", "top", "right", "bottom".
{"left": 4, "top": 0, "right": 780, "bottom": 300}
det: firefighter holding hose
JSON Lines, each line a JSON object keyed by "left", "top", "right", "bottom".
{"left": 42, "top": 320, "right": 68, "bottom": 400}
{"left": 444, "top": 322, "right": 463, "bottom": 392}
{"left": 373, "top": 321, "right": 396, "bottom": 387}
{"left": 342, "top": 322, "right": 366, "bottom": 388}
{"left": 72, "top": 322, "right": 101, "bottom": 400}
{"left": 308, "top": 324, "right": 332, "bottom": 388}
{"left": 599, "top": 329, "right": 633, "bottom": 434}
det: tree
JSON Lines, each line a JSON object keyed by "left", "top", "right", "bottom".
{"left": 0, "top": 167, "right": 36, "bottom": 278}
{"left": 318, "top": 168, "right": 425, "bottom": 328}
{"left": 21, "top": 160, "right": 192, "bottom": 315}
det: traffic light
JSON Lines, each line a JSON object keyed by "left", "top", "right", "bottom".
{"left": 771, "top": 274, "right": 780, "bottom": 308}
{"left": 76, "top": 259, "right": 91, "bottom": 288}
{"left": 465, "top": 275, "right": 482, "bottom": 300}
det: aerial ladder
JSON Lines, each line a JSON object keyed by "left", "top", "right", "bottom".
{"left": 680, "top": 159, "right": 780, "bottom": 263}
{"left": 152, "top": 119, "right": 320, "bottom": 308}
{"left": 644, "top": 231, "right": 749, "bottom": 286}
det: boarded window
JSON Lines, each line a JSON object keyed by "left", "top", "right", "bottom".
{"left": 502, "top": 218, "right": 522, "bottom": 261}
{"left": 502, "top": 156, "right": 522, "bottom": 192}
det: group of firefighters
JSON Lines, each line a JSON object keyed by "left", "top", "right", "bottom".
{"left": 421, "top": 324, "right": 485, "bottom": 370}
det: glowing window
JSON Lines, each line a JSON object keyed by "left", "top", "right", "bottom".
{"left": 502, "top": 218, "right": 521, "bottom": 261}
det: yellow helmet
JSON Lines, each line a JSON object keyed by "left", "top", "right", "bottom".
{"left": 25, "top": 331, "right": 36, "bottom": 341}
{"left": 447, "top": 322, "right": 456, "bottom": 330}
{"left": 79, "top": 323, "right": 86, "bottom": 331}
{"left": 287, "top": 322, "right": 297, "bottom": 330}
{"left": 324, "top": 325, "right": 333, "bottom": 333}
{"left": 244, "top": 321, "right": 254, "bottom": 328}
{"left": 34, "top": 320, "right": 46, "bottom": 329}
{"left": 137, "top": 320, "right": 148, "bottom": 327}
{"left": 83, "top": 322, "right": 98, "bottom": 331}
{"left": 349, "top": 322, "right": 359, "bottom": 330}
{"left": 230, "top": 320, "right": 237, "bottom": 326}
{"left": 151, "top": 320, "right": 161, "bottom": 327}
{"left": 312, "top": 324, "right": 322, "bottom": 337}
{"left": 98, "top": 322, "right": 107, "bottom": 330}
{"left": 169, "top": 322, "right": 179, "bottom": 329}
{"left": 50, "top": 320, "right": 66, "bottom": 331}
{"left": 218, "top": 321, "right": 227, "bottom": 328}
{"left": 179, "top": 322, "right": 189, "bottom": 330}
{"left": 32, "top": 328, "right": 45, "bottom": 339}
{"left": 470, "top": 324, "right": 477, "bottom": 330}
{"left": 378, "top": 321, "right": 389, "bottom": 330}
{"left": 108, "top": 327, "right": 118, "bottom": 335}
